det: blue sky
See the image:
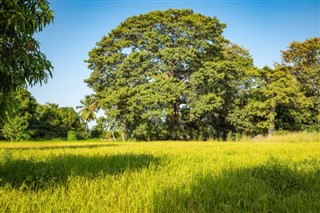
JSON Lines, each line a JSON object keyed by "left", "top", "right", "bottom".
{"left": 30, "top": 0, "right": 319, "bottom": 110}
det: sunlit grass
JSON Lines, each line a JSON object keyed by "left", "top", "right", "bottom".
{"left": 0, "top": 134, "right": 319, "bottom": 212}
{"left": 258, "top": 131, "right": 320, "bottom": 143}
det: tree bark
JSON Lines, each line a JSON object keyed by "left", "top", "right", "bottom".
{"left": 111, "top": 131, "right": 116, "bottom": 141}
{"left": 121, "top": 130, "right": 126, "bottom": 142}
{"left": 268, "top": 106, "right": 276, "bottom": 137}
{"left": 172, "top": 100, "right": 189, "bottom": 140}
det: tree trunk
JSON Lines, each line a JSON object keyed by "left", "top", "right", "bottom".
{"left": 172, "top": 100, "right": 188, "bottom": 140}
{"left": 84, "top": 122, "right": 88, "bottom": 138}
{"left": 85, "top": 122, "right": 88, "bottom": 134}
{"left": 121, "top": 130, "right": 125, "bottom": 142}
{"left": 268, "top": 106, "right": 276, "bottom": 137}
{"left": 111, "top": 131, "right": 116, "bottom": 141}
{"left": 268, "top": 123, "right": 275, "bottom": 137}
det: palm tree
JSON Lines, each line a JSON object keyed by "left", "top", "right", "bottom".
{"left": 76, "top": 95, "right": 100, "bottom": 134}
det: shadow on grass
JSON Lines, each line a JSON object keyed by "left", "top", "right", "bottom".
{"left": 2, "top": 143, "right": 118, "bottom": 150}
{"left": 0, "top": 153, "right": 162, "bottom": 190}
{"left": 154, "top": 162, "right": 320, "bottom": 212}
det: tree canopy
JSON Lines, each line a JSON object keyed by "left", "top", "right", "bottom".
{"left": 86, "top": 9, "right": 255, "bottom": 140}
{"left": 0, "top": 89, "right": 83, "bottom": 141}
{"left": 0, "top": 0, "right": 54, "bottom": 118}
{"left": 281, "top": 38, "right": 320, "bottom": 129}
{"left": 76, "top": 95, "right": 100, "bottom": 135}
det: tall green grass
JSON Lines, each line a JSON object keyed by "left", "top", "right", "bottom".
{"left": 248, "top": 131, "right": 320, "bottom": 143}
{"left": 0, "top": 138, "right": 319, "bottom": 212}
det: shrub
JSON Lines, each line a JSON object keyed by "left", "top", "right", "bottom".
{"left": 67, "top": 131, "right": 77, "bottom": 141}
{"left": 20, "top": 133, "right": 31, "bottom": 141}
{"left": 2, "top": 117, "right": 28, "bottom": 141}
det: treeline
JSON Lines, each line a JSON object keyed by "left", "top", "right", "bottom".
{"left": 0, "top": 89, "right": 121, "bottom": 141}
{"left": 85, "top": 9, "right": 320, "bottom": 141}
{"left": 0, "top": 89, "right": 84, "bottom": 141}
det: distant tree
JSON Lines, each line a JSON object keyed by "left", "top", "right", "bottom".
{"left": 58, "top": 107, "right": 82, "bottom": 131}
{"left": 76, "top": 95, "right": 100, "bottom": 134}
{"left": 34, "top": 103, "right": 61, "bottom": 138}
{"left": 34, "top": 103, "right": 82, "bottom": 139}
{"left": 0, "top": 88, "right": 82, "bottom": 141}
{"left": 1, "top": 89, "right": 38, "bottom": 140}
{"left": 229, "top": 66, "right": 311, "bottom": 136}
{"left": 86, "top": 9, "right": 227, "bottom": 140}
{"left": 281, "top": 38, "right": 320, "bottom": 129}
{"left": 2, "top": 117, "right": 28, "bottom": 141}
{"left": 0, "top": 0, "right": 53, "bottom": 119}
{"left": 91, "top": 116, "right": 107, "bottom": 139}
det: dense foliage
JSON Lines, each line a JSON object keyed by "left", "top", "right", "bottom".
{"left": 282, "top": 38, "right": 320, "bottom": 129}
{"left": 0, "top": 0, "right": 54, "bottom": 119}
{"left": 0, "top": 7, "right": 319, "bottom": 141}
{"left": 0, "top": 89, "right": 83, "bottom": 141}
{"left": 86, "top": 9, "right": 254, "bottom": 140}
{"left": 0, "top": 0, "right": 83, "bottom": 141}
{"left": 86, "top": 9, "right": 320, "bottom": 140}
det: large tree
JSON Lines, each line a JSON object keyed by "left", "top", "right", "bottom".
{"left": 281, "top": 38, "right": 320, "bottom": 129}
{"left": 0, "top": 0, "right": 53, "bottom": 118}
{"left": 86, "top": 9, "right": 232, "bottom": 140}
{"left": 229, "top": 66, "right": 311, "bottom": 136}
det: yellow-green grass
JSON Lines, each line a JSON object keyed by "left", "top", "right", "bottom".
{"left": 0, "top": 139, "right": 319, "bottom": 212}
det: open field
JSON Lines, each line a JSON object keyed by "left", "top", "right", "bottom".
{"left": 1, "top": 139, "right": 320, "bottom": 212}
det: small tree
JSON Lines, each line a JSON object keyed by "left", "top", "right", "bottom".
{"left": 76, "top": 95, "right": 100, "bottom": 135}
{"left": 0, "top": 89, "right": 38, "bottom": 140}
{"left": 2, "top": 117, "right": 29, "bottom": 141}
{"left": 67, "top": 131, "right": 77, "bottom": 141}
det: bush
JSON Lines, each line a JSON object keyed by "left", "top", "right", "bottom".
{"left": 2, "top": 117, "right": 28, "bottom": 141}
{"left": 67, "top": 131, "right": 77, "bottom": 141}
{"left": 20, "top": 133, "right": 31, "bottom": 141}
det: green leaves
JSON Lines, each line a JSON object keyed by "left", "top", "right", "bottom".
{"left": 86, "top": 9, "right": 319, "bottom": 140}
{"left": 76, "top": 95, "right": 100, "bottom": 134}
{"left": 0, "top": 0, "right": 53, "bottom": 119}
{"left": 86, "top": 9, "right": 249, "bottom": 140}
{"left": 0, "top": 89, "right": 82, "bottom": 140}
{"left": 281, "top": 38, "right": 320, "bottom": 129}
{"left": 2, "top": 116, "right": 29, "bottom": 141}
{"left": 229, "top": 65, "right": 313, "bottom": 135}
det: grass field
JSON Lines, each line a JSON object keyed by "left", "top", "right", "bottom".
{"left": 1, "top": 136, "right": 320, "bottom": 212}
